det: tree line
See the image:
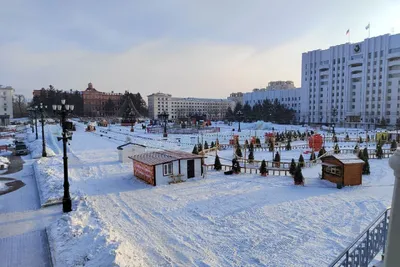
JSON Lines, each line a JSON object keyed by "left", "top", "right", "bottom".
{"left": 225, "top": 99, "right": 297, "bottom": 124}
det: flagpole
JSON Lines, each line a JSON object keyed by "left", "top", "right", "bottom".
{"left": 368, "top": 23, "right": 370, "bottom": 38}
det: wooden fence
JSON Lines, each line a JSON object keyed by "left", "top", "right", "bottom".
{"left": 203, "top": 164, "right": 291, "bottom": 176}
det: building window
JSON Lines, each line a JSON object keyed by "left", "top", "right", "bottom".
{"left": 163, "top": 163, "right": 173, "bottom": 176}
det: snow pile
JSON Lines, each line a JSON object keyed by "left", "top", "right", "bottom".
{"left": 33, "top": 156, "right": 79, "bottom": 206}
{"left": 48, "top": 200, "right": 146, "bottom": 267}
{"left": 29, "top": 139, "right": 56, "bottom": 159}
{"left": 0, "top": 180, "right": 9, "bottom": 191}
{"left": 0, "top": 156, "right": 10, "bottom": 170}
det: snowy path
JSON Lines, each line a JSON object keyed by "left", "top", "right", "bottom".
{"left": 0, "top": 157, "right": 60, "bottom": 267}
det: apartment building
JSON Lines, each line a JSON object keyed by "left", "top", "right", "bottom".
{"left": 301, "top": 33, "right": 400, "bottom": 128}
{"left": 0, "top": 86, "right": 14, "bottom": 125}
{"left": 147, "top": 92, "right": 235, "bottom": 121}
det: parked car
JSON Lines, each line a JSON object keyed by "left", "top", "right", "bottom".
{"left": 15, "top": 143, "right": 29, "bottom": 156}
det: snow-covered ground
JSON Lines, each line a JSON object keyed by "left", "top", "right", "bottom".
{"left": 0, "top": 180, "right": 9, "bottom": 191}
{"left": 30, "top": 121, "right": 394, "bottom": 266}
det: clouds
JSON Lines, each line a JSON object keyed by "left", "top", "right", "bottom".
{"left": 0, "top": 0, "right": 399, "bottom": 99}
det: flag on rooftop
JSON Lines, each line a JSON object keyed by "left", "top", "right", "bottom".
{"left": 346, "top": 29, "right": 350, "bottom": 35}
{"left": 366, "top": 23, "right": 370, "bottom": 30}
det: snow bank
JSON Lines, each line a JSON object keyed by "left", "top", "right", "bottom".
{"left": 0, "top": 156, "right": 10, "bottom": 170}
{"left": 33, "top": 157, "right": 79, "bottom": 206}
{"left": 29, "top": 139, "right": 56, "bottom": 159}
{"left": 48, "top": 200, "right": 146, "bottom": 267}
{"left": 0, "top": 180, "right": 9, "bottom": 191}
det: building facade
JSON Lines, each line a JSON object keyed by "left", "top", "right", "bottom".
{"left": 148, "top": 92, "right": 235, "bottom": 121}
{"left": 242, "top": 82, "right": 303, "bottom": 122}
{"left": 0, "top": 86, "right": 14, "bottom": 125}
{"left": 227, "top": 92, "right": 244, "bottom": 105}
{"left": 301, "top": 33, "right": 400, "bottom": 128}
{"left": 82, "top": 83, "right": 123, "bottom": 117}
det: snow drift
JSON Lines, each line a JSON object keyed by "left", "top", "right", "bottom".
{"left": 48, "top": 200, "right": 146, "bottom": 267}
{"left": 29, "top": 139, "right": 56, "bottom": 159}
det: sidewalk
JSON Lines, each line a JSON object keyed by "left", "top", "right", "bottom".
{"left": 0, "top": 157, "right": 61, "bottom": 267}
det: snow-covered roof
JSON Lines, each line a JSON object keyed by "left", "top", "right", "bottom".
{"left": 117, "top": 142, "right": 146, "bottom": 150}
{"left": 130, "top": 150, "right": 203, "bottom": 165}
{"left": 323, "top": 154, "right": 365, "bottom": 164}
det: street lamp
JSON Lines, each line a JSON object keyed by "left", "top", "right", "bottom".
{"left": 53, "top": 99, "right": 74, "bottom": 213}
{"left": 37, "top": 103, "right": 48, "bottom": 157}
{"left": 27, "top": 107, "right": 39, "bottom": 139}
{"left": 236, "top": 110, "right": 244, "bottom": 132}
{"left": 158, "top": 110, "right": 169, "bottom": 138}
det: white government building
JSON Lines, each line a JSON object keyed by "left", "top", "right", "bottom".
{"left": 0, "top": 85, "right": 14, "bottom": 126}
{"left": 147, "top": 92, "right": 235, "bottom": 121}
{"left": 243, "top": 33, "right": 400, "bottom": 129}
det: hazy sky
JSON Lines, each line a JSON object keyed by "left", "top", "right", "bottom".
{"left": 1, "top": 0, "right": 400, "bottom": 99}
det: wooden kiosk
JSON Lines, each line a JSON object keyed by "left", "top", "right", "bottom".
{"left": 320, "top": 154, "right": 364, "bottom": 189}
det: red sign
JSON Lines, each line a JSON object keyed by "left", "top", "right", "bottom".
{"left": 134, "top": 161, "right": 155, "bottom": 185}
{"left": 308, "top": 134, "right": 323, "bottom": 151}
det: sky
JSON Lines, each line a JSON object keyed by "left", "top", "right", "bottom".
{"left": 1, "top": 0, "right": 400, "bottom": 100}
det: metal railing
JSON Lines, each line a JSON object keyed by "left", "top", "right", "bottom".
{"left": 329, "top": 207, "right": 391, "bottom": 267}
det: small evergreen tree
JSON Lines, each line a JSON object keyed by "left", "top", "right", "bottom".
{"left": 214, "top": 154, "right": 222, "bottom": 170}
{"left": 245, "top": 140, "right": 249, "bottom": 146}
{"left": 345, "top": 133, "right": 350, "bottom": 141}
{"left": 259, "top": 160, "right": 267, "bottom": 176}
{"left": 294, "top": 164, "right": 304, "bottom": 185}
{"left": 274, "top": 151, "right": 280, "bottom": 162}
{"left": 236, "top": 146, "right": 243, "bottom": 158}
{"left": 298, "top": 154, "right": 305, "bottom": 168}
{"left": 268, "top": 139, "right": 274, "bottom": 152}
{"left": 255, "top": 137, "right": 261, "bottom": 147}
{"left": 289, "top": 158, "right": 296, "bottom": 176}
{"left": 286, "top": 140, "right": 291, "bottom": 151}
{"left": 353, "top": 144, "right": 359, "bottom": 154}
{"left": 333, "top": 135, "right": 338, "bottom": 143}
{"left": 391, "top": 139, "right": 397, "bottom": 151}
{"left": 362, "top": 158, "right": 370, "bottom": 175}
{"left": 192, "top": 145, "right": 198, "bottom": 155}
{"left": 210, "top": 141, "right": 215, "bottom": 148}
{"left": 204, "top": 141, "right": 209, "bottom": 150}
{"left": 334, "top": 143, "right": 340, "bottom": 154}
{"left": 198, "top": 143, "right": 203, "bottom": 152}
{"left": 366, "top": 135, "right": 370, "bottom": 142}
{"left": 359, "top": 136, "right": 363, "bottom": 143}
{"left": 363, "top": 147, "right": 369, "bottom": 160}
{"left": 376, "top": 143, "right": 383, "bottom": 159}
{"left": 317, "top": 146, "right": 326, "bottom": 158}
{"left": 248, "top": 150, "right": 254, "bottom": 163}
{"left": 309, "top": 151, "right": 316, "bottom": 161}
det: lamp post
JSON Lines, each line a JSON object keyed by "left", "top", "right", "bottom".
{"left": 236, "top": 110, "right": 244, "bottom": 132}
{"left": 28, "top": 107, "right": 39, "bottom": 139}
{"left": 37, "top": 103, "right": 48, "bottom": 157}
{"left": 158, "top": 110, "right": 169, "bottom": 138}
{"left": 52, "top": 99, "right": 74, "bottom": 213}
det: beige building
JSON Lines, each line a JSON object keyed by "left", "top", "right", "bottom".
{"left": 0, "top": 85, "right": 14, "bottom": 125}
{"left": 148, "top": 92, "right": 235, "bottom": 121}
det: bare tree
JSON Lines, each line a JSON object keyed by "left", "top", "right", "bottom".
{"left": 13, "top": 94, "right": 27, "bottom": 118}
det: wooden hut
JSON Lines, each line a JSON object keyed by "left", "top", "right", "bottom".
{"left": 320, "top": 154, "right": 364, "bottom": 188}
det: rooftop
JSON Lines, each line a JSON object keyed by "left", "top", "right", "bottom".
{"left": 130, "top": 150, "right": 203, "bottom": 165}
{"left": 323, "top": 154, "right": 365, "bottom": 164}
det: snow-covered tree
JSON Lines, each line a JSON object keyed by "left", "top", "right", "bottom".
{"left": 334, "top": 143, "right": 340, "bottom": 154}
{"left": 192, "top": 145, "right": 198, "bottom": 155}
{"left": 289, "top": 158, "right": 296, "bottom": 176}
{"left": 391, "top": 139, "right": 397, "bottom": 151}
{"left": 298, "top": 154, "right": 305, "bottom": 168}
{"left": 204, "top": 141, "right": 209, "bottom": 150}
{"left": 317, "top": 147, "right": 326, "bottom": 158}
{"left": 309, "top": 151, "right": 316, "bottom": 161}
{"left": 286, "top": 140, "right": 291, "bottom": 151}
{"left": 376, "top": 143, "right": 383, "bottom": 159}
{"left": 235, "top": 146, "right": 243, "bottom": 158}
{"left": 273, "top": 151, "right": 281, "bottom": 167}
{"left": 294, "top": 165, "right": 304, "bottom": 185}
{"left": 214, "top": 154, "right": 222, "bottom": 170}
{"left": 259, "top": 160, "right": 267, "bottom": 176}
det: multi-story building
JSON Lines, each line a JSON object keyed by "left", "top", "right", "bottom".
{"left": 82, "top": 83, "right": 123, "bottom": 117}
{"left": 301, "top": 33, "right": 400, "bottom": 128}
{"left": 0, "top": 86, "right": 14, "bottom": 125}
{"left": 242, "top": 83, "right": 303, "bottom": 122}
{"left": 147, "top": 92, "right": 235, "bottom": 121}
{"left": 227, "top": 92, "right": 244, "bottom": 105}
